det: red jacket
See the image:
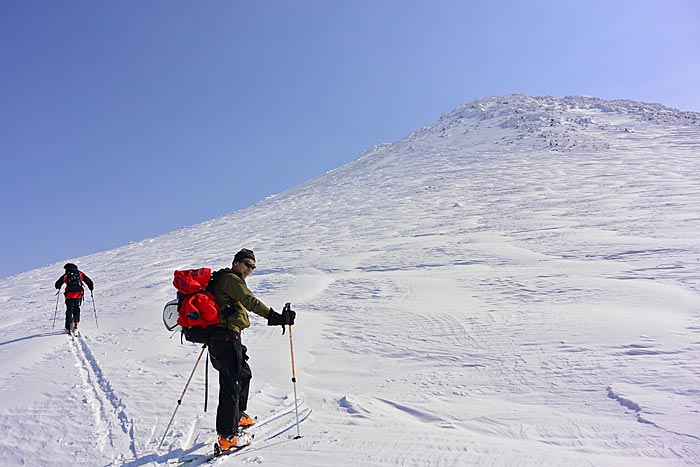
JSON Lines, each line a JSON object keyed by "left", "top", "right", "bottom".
{"left": 55, "top": 270, "right": 94, "bottom": 299}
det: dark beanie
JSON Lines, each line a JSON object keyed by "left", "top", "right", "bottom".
{"left": 64, "top": 263, "right": 78, "bottom": 271}
{"left": 233, "top": 248, "right": 256, "bottom": 263}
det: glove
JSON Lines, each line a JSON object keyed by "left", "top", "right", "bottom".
{"left": 281, "top": 305, "right": 296, "bottom": 326}
{"left": 267, "top": 309, "right": 286, "bottom": 326}
{"left": 267, "top": 304, "right": 296, "bottom": 334}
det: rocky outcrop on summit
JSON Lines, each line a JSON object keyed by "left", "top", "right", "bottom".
{"left": 420, "top": 94, "right": 700, "bottom": 152}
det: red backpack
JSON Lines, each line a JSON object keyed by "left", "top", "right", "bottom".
{"left": 170, "top": 268, "right": 221, "bottom": 343}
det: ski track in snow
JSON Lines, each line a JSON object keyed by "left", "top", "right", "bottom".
{"left": 1, "top": 95, "right": 700, "bottom": 466}
{"left": 68, "top": 333, "right": 137, "bottom": 461}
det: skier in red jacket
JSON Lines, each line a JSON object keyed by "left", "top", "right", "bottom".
{"left": 54, "top": 263, "right": 94, "bottom": 334}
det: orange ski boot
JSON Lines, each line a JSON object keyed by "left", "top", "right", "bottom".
{"left": 238, "top": 412, "right": 255, "bottom": 429}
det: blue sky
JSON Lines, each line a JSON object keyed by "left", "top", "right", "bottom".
{"left": 1, "top": 0, "right": 698, "bottom": 278}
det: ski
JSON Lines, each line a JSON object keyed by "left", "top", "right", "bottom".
{"left": 66, "top": 324, "right": 79, "bottom": 340}
{"left": 175, "top": 405, "right": 310, "bottom": 466}
{"left": 243, "top": 399, "right": 304, "bottom": 432}
{"left": 211, "top": 441, "right": 245, "bottom": 459}
{"left": 263, "top": 407, "right": 311, "bottom": 441}
{"left": 176, "top": 443, "right": 245, "bottom": 466}
{"left": 220, "top": 408, "right": 312, "bottom": 456}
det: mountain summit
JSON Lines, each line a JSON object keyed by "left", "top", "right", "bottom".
{"left": 1, "top": 94, "right": 699, "bottom": 466}
{"left": 433, "top": 94, "right": 699, "bottom": 150}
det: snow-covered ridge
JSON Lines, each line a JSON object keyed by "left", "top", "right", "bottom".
{"left": 439, "top": 94, "right": 700, "bottom": 128}
{"left": 1, "top": 94, "right": 699, "bottom": 466}
{"left": 410, "top": 94, "right": 700, "bottom": 152}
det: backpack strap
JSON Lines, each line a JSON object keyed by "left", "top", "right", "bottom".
{"left": 209, "top": 269, "right": 240, "bottom": 320}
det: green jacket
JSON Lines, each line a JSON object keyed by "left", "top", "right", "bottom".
{"left": 211, "top": 268, "right": 271, "bottom": 333}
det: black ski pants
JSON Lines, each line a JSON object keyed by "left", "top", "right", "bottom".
{"left": 65, "top": 298, "right": 81, "bottom": 330}
{"left": 208, "top": 329, "right": 252, "bottom": 437}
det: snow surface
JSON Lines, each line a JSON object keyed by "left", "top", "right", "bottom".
{"left": 1, "top": 94, "right": 699, "bottom": 466}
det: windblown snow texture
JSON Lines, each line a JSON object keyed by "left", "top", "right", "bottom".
{"left": 1, "top": 94, "right": 699, "bottom": 466}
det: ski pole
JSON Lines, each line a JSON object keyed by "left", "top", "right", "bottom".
{"left": 158, "top": 344, "right": 207, "bottom": 450}
{"left": 204, "top": 350, "right": 209, "bottom": 413}
{"left": 53, "top": 289, "right": 61, "bottom": 329}
{"left": 284, "top": 303, "right": 302, "bottom": 439}
{"left": 90, "top": 290, "right": 99, "bottom": 328}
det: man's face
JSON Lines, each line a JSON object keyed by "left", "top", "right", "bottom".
{"left": 233, "top": 258, "right": 256, "bottom": 279}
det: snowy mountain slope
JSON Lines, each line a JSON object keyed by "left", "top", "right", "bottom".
{"left": 1, "top": 94, "right": 699, "bottom": 466}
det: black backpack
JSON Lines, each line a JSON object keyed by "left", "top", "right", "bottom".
{"left": 65, "top": 270, "right": 83, "bottom": 293}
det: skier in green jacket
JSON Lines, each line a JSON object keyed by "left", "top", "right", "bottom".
{"left": 208, "top": 248, "right": 295, "bottom": 451}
